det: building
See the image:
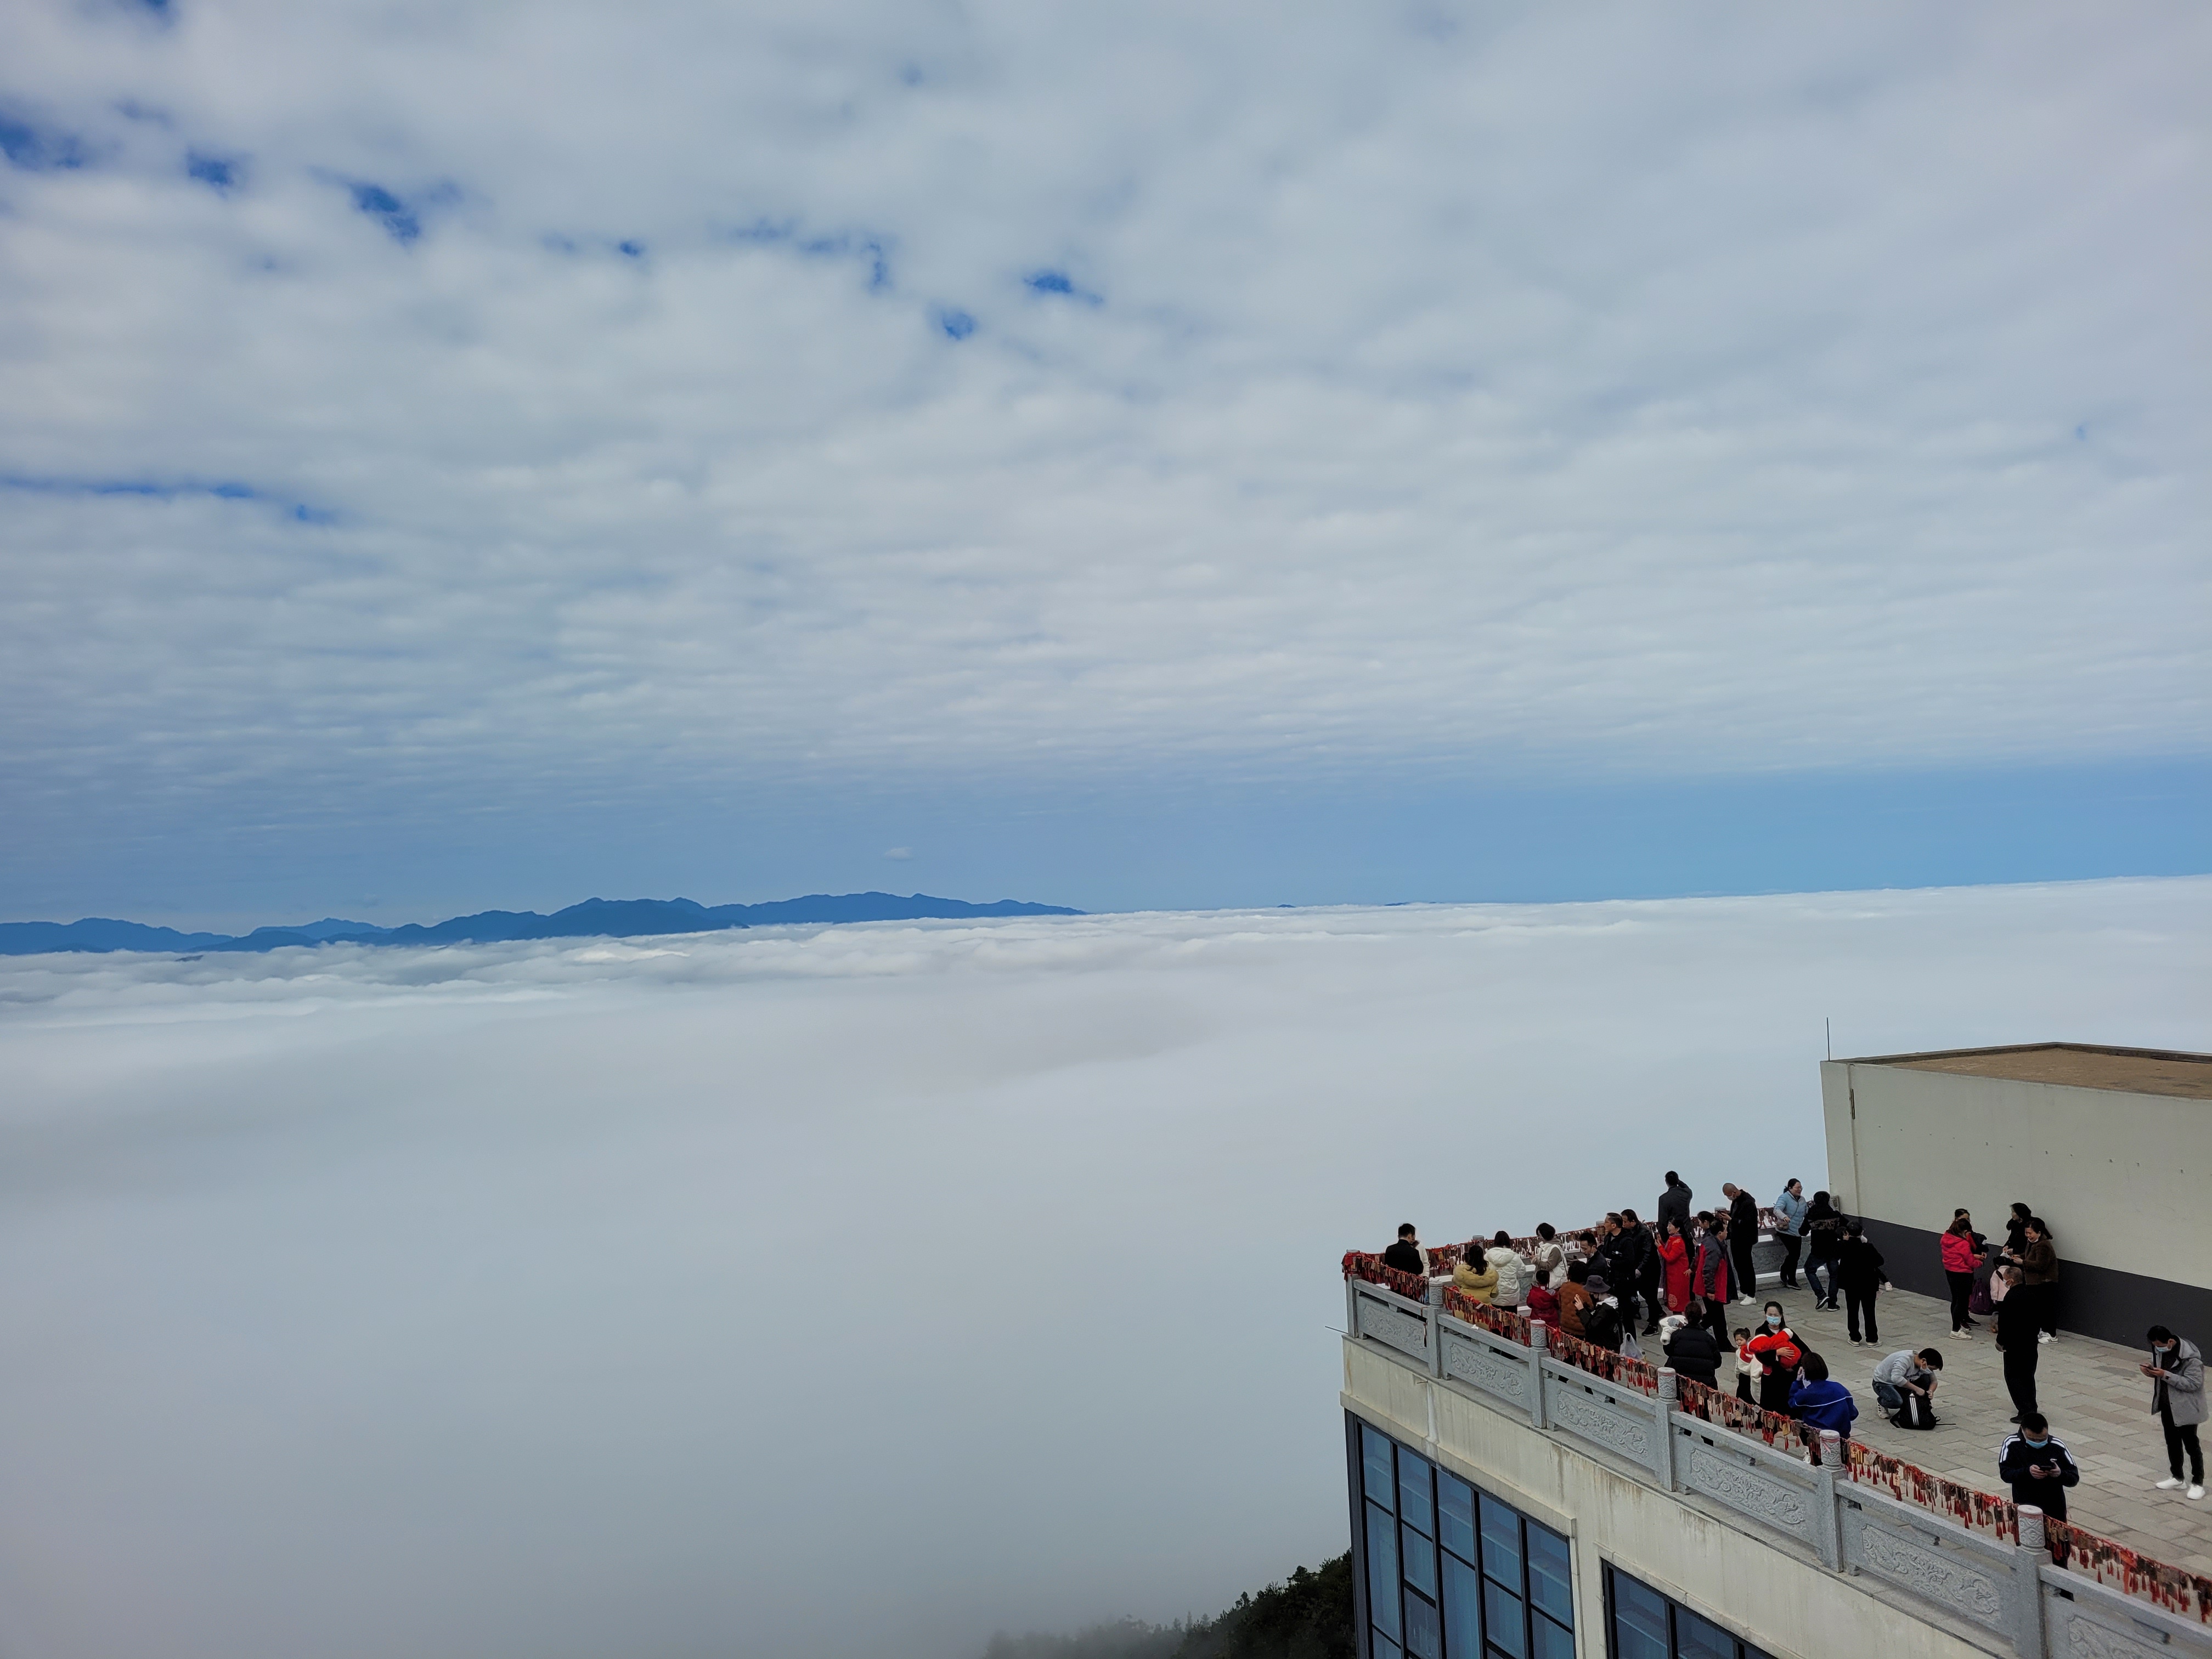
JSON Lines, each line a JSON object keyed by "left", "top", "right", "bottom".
{"left": 1340, "top": 1042, "right": 2212, "bottom": 1659}
{"left": 1820, "top": 1042, "right": 2212, "bottom": 1346}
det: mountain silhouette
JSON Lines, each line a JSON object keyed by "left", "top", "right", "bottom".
{"left": 0, "top": 893, "right": 1081, "bottom": 956}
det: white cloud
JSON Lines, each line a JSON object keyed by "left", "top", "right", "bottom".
{"left": 0, "top": 1, "right": 2205, "bottom": 857}
{"left": 1, "top": 878, "right": 2207, "bottom": 1657}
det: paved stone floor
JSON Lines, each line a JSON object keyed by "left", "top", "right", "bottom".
{"left": 1738, "top": 1280, "right": 2212, "bottom": 1571}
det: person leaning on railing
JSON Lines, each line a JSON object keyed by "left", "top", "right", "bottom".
{"left": 1452, "top": 1249, "right": 1499, "bottom": 1304}
{"left": 1553, "top": 1259, "right": 1594, "bottom": 1338}
{"left": 1383, "top": 1222, "right": 1426, "bottom": 1278}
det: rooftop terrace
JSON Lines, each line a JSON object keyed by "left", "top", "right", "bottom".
{"left": 1841, "top": 1041, "right": 2212, "bottom": 1100}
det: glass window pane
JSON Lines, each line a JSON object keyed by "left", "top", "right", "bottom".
{"left": 1674, "top": 1608, "right": 1735, "bottom": 1659}
{"left": 1482, "top": 1581, "right": 1526, "bottom": 1659}
{"left": 1479, "top": 1493, "right": 1522, "bottom": 1587}
{"left": 1437, "top": 1471, "right": 1476, "bottom": 1563}
{"left": 1367, "top": 1503, "right": 1400, "bottom": 1640}
{"left": 1363, "top": 1425, "right": 1396, "bottom": 1510}
{"left": 1373, "top": 1634, "right": 1402, "bottom": 1659}
{"left": 1525, "top": 1523, "right": 1571, "bottom": 1626}
{"left": 1398, "top": 1451, "right": 1435, "bottom": 1537}
{"left": 1531, "top": 1613, "right": 1574, "bottom": 1659}
{"left": 1442, "top": 1551, "right": 1482, "bottom": 1659}
{"left": 1403, "top": 1592, "right": 1441, "bottom": 1659}
{"left": 1608, "top": 1570, "right": 1669, "bottom": 1659}
{"left": 1402, "top": 1522, "right": 1437, "bottom": 1599}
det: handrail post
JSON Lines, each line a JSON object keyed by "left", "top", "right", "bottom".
{"left": 1813, "top": 1430, "right": 1843, "bottom": 1569}
{"left": 2010, "top": 1506, "right": 2049, "bottom": 1659}
{"left": 1346, "top": 1277, "right": 1361, "bottom": 1340}
{"left": 1526, "top": 1317, "right": 1550, "bottom": 1429}
{"left": 1654, "top": 1368, "right": 1679, "bottom": 1489}
{"left": 1429, "top": 1294, "right": 1445, "bottom": 1379}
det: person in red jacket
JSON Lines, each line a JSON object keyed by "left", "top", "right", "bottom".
{"left": 1693, "top": 1218, "right": 1734, "bottom": 1339}
{"left": 1657, "top": 1219, "right": 1692, "bottom": 1314}
{"left": 1940, "top": 1215, "right": 1984, "bottom": 1337}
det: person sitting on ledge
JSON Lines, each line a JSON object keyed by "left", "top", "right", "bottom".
{"left": 1383, "top": 1223, "right": 1425, "bottom": 1278}
{"left": 1997, "top": 1412, "right": 2080, "bottom": 1522}
{"left": 1452, "top": 1247, "right": 1498, "bottom": 1304}
{"left": 1787, "top": 1352, "right": 1858, "bottom": 1439}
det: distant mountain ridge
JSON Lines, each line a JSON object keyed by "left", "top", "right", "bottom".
{"left": 0, "top": 893, "right": 1083, "bottom": 957}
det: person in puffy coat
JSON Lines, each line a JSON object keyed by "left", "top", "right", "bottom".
{"left": 1526, "top": 1269, "right": 1559, "bottom": 1327}
{"left": 1662, "top": 1311, "right": 1722, "bottom": 1387}
{"left": 1657, "top": 1220, "right": 1692, "bottom": 1313}
{"left": 1940, "top": 1216, "right": 1983, "bottom": 1336}
{"left": 1453, "top": 1251, "right": 1498, "bottom": 1304}
{"left": 2145, "top": 1326, "right": 2206, "bottom": 1498}
{"left": 1485, "top": 1231, "right": 1530, "bottom": 1308}
{"left": 1788, "top": 1353, "right": 1859, "bottom": 1439}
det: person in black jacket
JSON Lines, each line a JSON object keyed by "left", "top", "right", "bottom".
{"left": 1998, "top": 1414, "right": 2080, "bottom": 1520}
{"left": 1835, "top": 1222, "right": 1887, "bottom": 1346}
{"left": 1662, "top": 1312, "right": 1722, "bottom": 1386}
{"left": 1383, "top": 1223, "right": 1425, "bottom": 1277}
{"left": 1656, "top": 1172, "right": 1693, "bottom": 1241}
{"left": 1613, "top": 1209, "right": 1652, "bottom": 1333}
{"left": 1995, "top": 1266, "right": 2041, "bottom": 1421}
{"left": 1723, "top": 1183, "right": 1760, "bottom": 1306}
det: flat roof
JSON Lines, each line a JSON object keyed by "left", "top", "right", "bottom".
{"left": 1839, "top": 1041, "right": 2212, "bottom": 1101}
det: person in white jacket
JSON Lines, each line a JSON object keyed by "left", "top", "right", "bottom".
{"left": 1484, "top": 1231, "right": 1531, "bottom": 1308}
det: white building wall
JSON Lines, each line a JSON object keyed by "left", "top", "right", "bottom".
{"left": 1819, "top": 1060, "right": 2211, "bottom": 1289}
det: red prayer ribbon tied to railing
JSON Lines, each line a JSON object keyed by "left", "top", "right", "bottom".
{"left": 1841, "top": 1443, "right": 2018, "bottom": 1543}
{"left": 1341, "top": 1250, "right": 1430, "bottom": 1304}
{"left": 1420, "top": 1207, "right": 1789, "bottom": 1279}
{"left": 1673, "top": 1376, "right": 1807, "bottom": 1452}
{"left": 1440, "top": 1286, "right": 1530, "bottom": 1344}
{"left": 1543, "top": 1327, "right": 1661, "bottom": 1395}
{"left": 2047, "top": 1520, "right": 2212, "bottom": 1624}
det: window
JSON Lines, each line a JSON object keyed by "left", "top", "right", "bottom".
{"left": 1346, "top": 1417, "right": 1576, "bottom": 1659}
{"left": 1604, "top": 1566, "right": 1777, "bottom": 1659}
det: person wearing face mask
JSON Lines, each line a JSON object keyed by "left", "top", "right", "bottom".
{"left": 2143, "top": 1325, "right": 2207, "bottom": 1500}
{"left": 1998, "top": 1413, "right": 2080, "bottom": 1522}
{"left": 1743, "top": 1302, "right": 1803, "bottom": 1414}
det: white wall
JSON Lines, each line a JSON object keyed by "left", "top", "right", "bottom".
{"left": 1820, "top": 1061, "right": 2212, "bottom": 1289}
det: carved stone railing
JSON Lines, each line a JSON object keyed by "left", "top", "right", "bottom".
{"left": 1345, "top": 1278, "right": 2212, "bottom": 1657}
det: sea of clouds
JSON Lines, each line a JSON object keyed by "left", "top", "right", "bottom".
{"left": 1, "top": 878, "right": 2208, "bottom": 1658}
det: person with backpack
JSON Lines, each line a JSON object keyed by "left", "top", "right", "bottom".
{"left": 1788, "top": 1353, "right": 1859, "bottom": 1440}
{"left": 1999, "top": 1413, "right": 2081, "bottom": 1521}
{"left": 1940, "top": 1216, "right": 1983, "bottom": 1337}
{"left": 1744, "top": 1301, "right": 1802, "bottom": 1413}
{"left": 2143, "top": 1325, "right": 2207, "bottom": 1500}
{"left": 1802, "top": 1191, "right": 1843, "bottom": 1310}
{"left": 1772, "top": 1179, "right": 1808, "bottom": 1291}
{"left": 1835, "top": 1221, "right": 1887, "bottom": 1346}
{"left": 1872, "top": 1347, "right": 1944, "bottom": 1429}
{"left": 1995, "top": 1265, "right": 2041, "bottom": 1422}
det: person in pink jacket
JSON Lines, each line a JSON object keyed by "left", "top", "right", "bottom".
{"left": 1940, "top": 1214, "right": 1984, "bottom": 1337}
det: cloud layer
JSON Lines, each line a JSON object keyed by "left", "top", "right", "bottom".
{"left": 1, "top": 878, "right": 2207, "bottom": 1658}
{"left": 2, "top": 2, "right": 2207, "bottom": 884}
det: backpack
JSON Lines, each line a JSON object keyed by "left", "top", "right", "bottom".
{"left": 1892, "top": 1389, "right": 1936, "bottom": 1430}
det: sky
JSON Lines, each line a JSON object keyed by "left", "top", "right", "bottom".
{"left": 2, "top": 2, "right": 2207, "bottom": 928}
{"left": 2, "top": 878, "right": 2207, "bottom": 1659}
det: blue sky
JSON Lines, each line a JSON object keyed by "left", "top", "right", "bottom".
{"left": 0, "top": 2, "right": 2205, "bottom": 928}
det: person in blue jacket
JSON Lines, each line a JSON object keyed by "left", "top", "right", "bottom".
{"left": 1787, "top": 1352, "right": 1860, "bottom": 1440}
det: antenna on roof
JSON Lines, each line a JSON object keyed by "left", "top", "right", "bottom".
{"left": 1826, "top": 1017, "right": 1832, "bottom": 1061}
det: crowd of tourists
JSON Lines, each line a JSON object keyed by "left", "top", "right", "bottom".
{"left": 1378, "top": 1170, "right": 2207, "bottom": 1511}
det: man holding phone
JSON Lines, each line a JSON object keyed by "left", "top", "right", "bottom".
{"left": 1997, "top": 1413, "right": 2080, "bottom": 1521}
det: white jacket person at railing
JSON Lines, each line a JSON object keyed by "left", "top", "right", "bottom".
{"left": 1484, "top": 1232, "right": 1532, "bottom": 1308}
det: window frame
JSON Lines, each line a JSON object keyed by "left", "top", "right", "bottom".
{"left": 1601, "top": 1563, "right": 1775, "bottom": 1659}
